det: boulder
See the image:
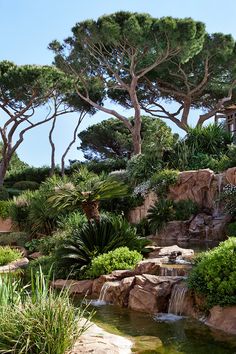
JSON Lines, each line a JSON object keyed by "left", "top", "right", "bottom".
{"left": 28, "top": 251, "right": 43, "bottom": 260}
{"left": 150, "top": 221, "right": 190, "bottom": 244}
{"left": 206, "top": 306, "right": 236, "bottom": 335}
{"left": 225, "top": 167, "right": 236, "bottom": 185}
{"left": 0, "top": 257, "right": 29, "bottom": 273}
{"left": 189, "top": 213, "right": 230, "bottom": 241}
{"left": 111, "top": 269, "right": 136, "bottom": 280}
{"left": 51, "top": 279, "right": 93, "bottom": 296}
{"left": 156, "top": 245, "right": 194, "bottom": 258}
{"left": 101, "top": 277, "right": 135, "bottom": 307}
{"left": 128, "top": 275, "right": 183, "bottom": 314}
{"left": 92, "top": 274, "right": 116, "bottom": 297}
{"left": 134, "top": 258, "right": 168, "bottom": 275}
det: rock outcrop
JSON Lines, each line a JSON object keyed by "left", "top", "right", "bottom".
{"left": 206, "top": 306, "right": 236, "bottom": 335}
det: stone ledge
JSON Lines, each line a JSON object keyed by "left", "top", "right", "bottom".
{"left": 0, "top": 257, "right": 29, "bottom": 273}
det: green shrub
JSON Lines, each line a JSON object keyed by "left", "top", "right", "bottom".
{"left": 0, "top": 187, "right": 9, "bottom": 201}
{"left": 185, "top": 124, "right": 232, "bottom": 156}
{"left": 25, "top": 238, "right": 42, "bottom": 252}
{"left": 13, "top": 180, "right": 39, "bottom": 191}
{"left": 148, "top": 199, "right": 199, "bottom": 233}
{"left": 174, "top": 199, "right": 199, "bottom": 221}
{"left": 188, "top": 238, "right": 236, "bottom": 308}
{"left": 56, "top": 215, "right": 149, "bottom": 278}
{"left": 85, "top": 247, "right": 142, "bottom": 279}
{"left": 86, "top": 158, "right": 127, "bottom": 174}
{"left": 6, "top": 188, "right": 22, "bottom": 198}
{"left": 9, "top": 191, "right": 34, "bottom": 231}
{"left": 0, "top": 200, "right": 12, "bottom": 219}
{"left": 147, "top": 199, "right": 175, "bottom": 233}
{"left": 226, "top": 222, "right": 236, "bottom": 237}
{"left": 0, "top": 270, "right": 89, "bottom": 354}
{"left": 0, "top": 246, "right": 22, "bottom": 266}
{"left": 150, "top": 169, "right": 179, "bottom": 197}
{"left": 0, "top": 232, "right": 30, "bottom": 247}
{"left": 127, "top": 154, "right": 162, "bottom": 185}
{"left": 134, "top": 218, "right": 151, "bottom": 237}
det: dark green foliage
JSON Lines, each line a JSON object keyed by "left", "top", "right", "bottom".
{"left": 55, "top": 215, "right": 149, "bottom": 278}
{"left": 4, "top": 166, "right": 57, "bottom": 187}
{"left": 84, "top": 247, "right": 142, "bottom": 279}
{"left": 6, "top": 188, "right": 22, "bottom": 198}
{"left": 9, "top": 191, "right": 33, "bottom": 231}
{"left": 174, "top": 199, "right": 199, "bottom": 221}
{"left": 148, "top": 199, "right": 199, "bottom": 232}
{"left": 134, "top": 218, "right": 151, "bottom": 237}
{"left": 147, "top": 199, "right": 175, "bottom": 233}
{"left": 25, "top": 256, "right": 56, "bottom": 282}
{"left": 188, "top": 238, "right": 236, "bottom": 308}
{"left": 0, "top": 232, "right": 30, "bottom": 247}
{"left": 127, "top": 154, "right": 162, "bottom": 185}
{"left": 13, "top": 181, "right": 39, "bottom": 191}
{"left": 0, "top": 187, "right": 9, "bottom": 200}
{"left": 226, "top": 222, "right": 236, "bottom": 237}
{"left": 221, "top": 184, "right": 236, "bottom": 216}
{"left": 185, "top": 124, "right": 233, "bottom": 156}
{"left": 0, "top": 201, "right": 12, "bottom": 219}
{"left": 25, "top": 239, "right": 42, "bottom": 253}
{"left": 100, "top": 194, "right": 144, "bottom": 215}
{"left": 150, "top": 169, "right": 179, "bottom": 197}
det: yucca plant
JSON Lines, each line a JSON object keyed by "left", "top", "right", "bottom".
{"left": 49, "top": 176, "right": 128, "bottom": 221}
{"left": 55, "top": 215, "right": 148, "bottom": 277}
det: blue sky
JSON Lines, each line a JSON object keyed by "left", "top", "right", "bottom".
{"left": 0, "top": 0, "right": 236, "bottom": 166}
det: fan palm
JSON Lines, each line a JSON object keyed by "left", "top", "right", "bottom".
{"left": 49, "top": 177, "right": 128, "bottom": 221}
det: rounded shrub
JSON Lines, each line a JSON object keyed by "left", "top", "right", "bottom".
{"left": 150, "top": 169, "right": 179, "bottom": 197}
{"left": 188, "top": 238, "right": 236, "bottom": 308}
{"left": 13, "top": 181, "right": 39, "bottom": 191}
{"left": 0, "top": 200, "right": 12, "bottom": 220}
{"left": 85, "top": 247, "right": 142, "bottom": 279}
{"left": 0, "top": 187, "right": 9, "bottom": 201}
{"left": 0, "top": 232, "right": 30, "bottom": 247}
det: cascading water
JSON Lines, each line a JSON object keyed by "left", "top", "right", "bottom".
{"left": 168, "top": 283, "right": 188, "bottom": 315}
{"left": 214, "top": 173, "right": 223, "bottom": 216}
{"left": 91, "top": 281, "right": 114, "bottom": 306}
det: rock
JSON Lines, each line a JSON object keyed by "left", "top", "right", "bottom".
{"left": 92, "top": 274, "right": 116, "bottom": 297}
{"left": 128, "top": 191, "right": 157, "bottom": 224}
{"left": 134, "top": 258, "right": 168, "bottom": 275}
{"left": 206, "top": 306, "right": 236, "bottom": 335}
{"left": 69, "top": 319, "right": 132, "bottom": 354}
{"left": 0, "top": 257, "right": 29, "bottom": 273}
{"left": 152, "top": 245, "right": 194, "bottom": 259}
{"left": 28, "top": 251, "right": 43, "bottom": 260}
{"left": 189, "top": 213, "right": 230, "bottom": 241}
{"left": 0, "top": 218, "right": 13, "bottom": 232}
{"left": 51, "top": 279, "right": 93, "bottom": 296}
{"left": 150, "top": 221, "right": 190, "bottom": 244}
{"left": 168, "top": 169, "right": 216, "bottom": 208}
{"left": 128, "top": 275, "right": 183, "bottom": 314}
{"left": 111, "top": 269, "right": 136, "bottom": 279}
{"left": 225, "top": 167, "right": 236, "bottom": 185}
{"left": 100, "top": 277, "right": 135, "bottom": 307}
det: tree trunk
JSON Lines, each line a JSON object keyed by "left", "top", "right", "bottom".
{"left": 132, "top": 112, "right": 142, "bottom": 155}
{"left": 81, "top": 200, "right": 100, "bottom": 222}
{"left": 0, "top": 160, "right": 8, "bottom": 187}
{"left": 49, "top": 116, "right": 57, "bottom": 177}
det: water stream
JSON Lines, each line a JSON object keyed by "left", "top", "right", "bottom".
{"left": 168, "top": 283, "right": 188, "bottom": 315}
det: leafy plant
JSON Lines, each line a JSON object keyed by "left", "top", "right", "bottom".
{"left": 0, "top": 187, "right": 9, "bottom": 201}
{"left": 147, "top": 199, "right": 198, "bottom": 232}
{"left": 0, "top": 200, "right": 12, "bottom": 219}
{"left": 147, "top": 199, "right": 175, "bottom": 233}
{"left": 126, "top": 154, "right": 162, "bottom": 186}
{"left": 188, "top": 237, "right": 236, "bottom": 308}
{"left": 174, "top": 199, "right": 199, "bottom": 220}
{"left": 221, "top": 184, "right": 236, "bottom": 216}
{"left": 0, "top": 269, "right": 90, "bottom": 354}
{"left": 49, "top": 176, "right": 128, "bottom": 221}
{"left": 150, "top": 169, "right": 179, "bottom": 197}
{"left": 25, "top": 256, "right": 56, "bottom": 282}
{"left": 0, "top": 232, "right": 30, "bottom": 247}
{"left": 226, "top": 222, "right": 236, "bottom": 237}
{"left": 85, "top": 247, "right": 142, "bottom": 279}
{"left": 0, "top": 246, "right": 22, "bottom": 266}
{"left": 55, "top": 215, "right": 148, "bottom": 278}
{"left": 25, "top": 238, "right": 42, "bottom": 253}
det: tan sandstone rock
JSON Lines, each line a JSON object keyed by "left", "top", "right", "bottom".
{"left": 206, "top": 306, "right": 236, "bottom": 335}
{"left": 51, "top": 279, "right": 93, "bottom": 296}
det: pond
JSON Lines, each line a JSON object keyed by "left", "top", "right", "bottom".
{"left": 85, "top": 302, "right": 236, "bottom": 354}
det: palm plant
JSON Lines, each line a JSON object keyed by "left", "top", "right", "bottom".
{"left": 55, "top": 215, "right": 148, "bottom": 278}
{"left": 49, "top": 176, "right": 128, "bottom": 221}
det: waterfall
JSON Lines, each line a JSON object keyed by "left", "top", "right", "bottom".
{"left": 98, "top": 281, "right": 114, "bottom": 302}
{"left": 168, "top": 284, "right": 188, "bottom": 315}
{"left": 160, "top": 267, "right": 178, "bottom": 277}
{"left": 214, "top": 173, "right": 223, "bottom": 216}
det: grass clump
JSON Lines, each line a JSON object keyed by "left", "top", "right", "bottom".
{"left": 0, "top": 246, "right": 22, "bottom": 266}
{"left": 0, "top": 269, "right": 90, "bottom": 353}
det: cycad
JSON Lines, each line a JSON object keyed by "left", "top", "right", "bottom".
{"left": 49, "top": 177, "right": 128, "bottom": 221}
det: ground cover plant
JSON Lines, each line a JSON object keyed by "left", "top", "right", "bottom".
{"left": 0, "top": 246, "right": 22, "bottom": 266}
{"left": 188, "top": 238, "right": 236, "bottom": 308}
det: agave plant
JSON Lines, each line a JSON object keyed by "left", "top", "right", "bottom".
{"left": 49, "top": 176, "right": 128, "bottom": 221}
{"left": 55, "top": 215, "right": 149, "bottom": 277}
